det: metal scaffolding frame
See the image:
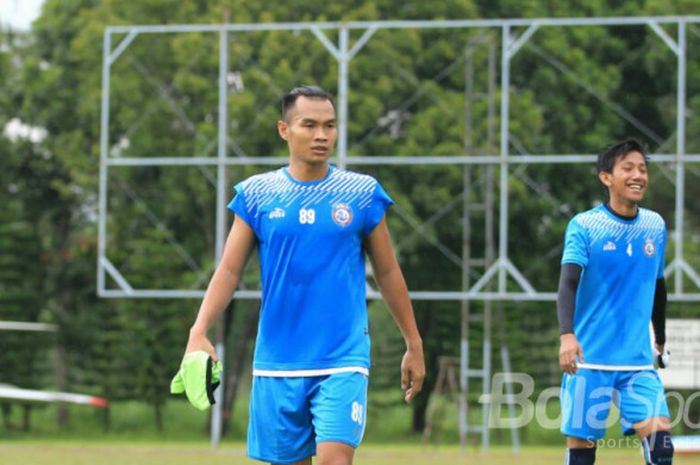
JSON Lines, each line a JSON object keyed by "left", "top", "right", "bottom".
{"left": 98, "top": 16, "right": 700, "bottom": 450}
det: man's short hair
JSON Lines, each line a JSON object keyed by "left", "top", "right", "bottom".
{"left": 596, "top": 137, "right": 649, "bottom": 174}
{"left": 281, "top": 85, "right": 335, "bottom": 121}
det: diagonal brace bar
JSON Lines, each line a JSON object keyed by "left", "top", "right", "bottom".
{"left": 507, "top": 23, "right": 539, "bottom": 58}
{"left": 503, "top": 258, "right": 536, "bottom": 294}
{"left": 648, "top": 21, "right": 679, "bottom": 56}
{"left": 469, "top": 260, "right": 501, "bottom": 294}
{"left": 348, "top": 26, "right": 377, "bottom": 59}
{"left": 311, "top": 26, "right": 341, "bottom": 59}
{"left": 100, "top": 257, "right": 134, "bottom": 294}
{"left": 679, "top": 259, "right": 700, "bottom": 290}
{"left": 109, "top": 30, "right": 140, "bottom": 65}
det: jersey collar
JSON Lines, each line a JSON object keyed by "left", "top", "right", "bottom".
{"left": 282, "top": 164, "right": 335, "bottom": 185}
{"left": 601, "top": 202, "right": 639, "bottom": 224}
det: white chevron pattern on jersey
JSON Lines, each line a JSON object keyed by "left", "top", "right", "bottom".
{"left": 239, "top": 168, "right": 377, "bottom": 217}
{"left": 573, "top": 207, "right": 665, "bottom": 244}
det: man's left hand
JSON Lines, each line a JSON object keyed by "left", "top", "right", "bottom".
{"left": 401, "top": 344, "right": 425, "bottom": 403}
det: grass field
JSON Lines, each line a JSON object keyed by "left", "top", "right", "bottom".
{"left": 2, "top": 442, "right": 700, "bottom": 465}
{"left": 3, "top": 400, "right": 699, "bottom": 464}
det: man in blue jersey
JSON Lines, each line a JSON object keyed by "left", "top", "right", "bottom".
{"left": 184, "top": 85, "right": 425, "bottom": 465}
{"left": 557, "top": 137, "right": 673, "bottom": 465}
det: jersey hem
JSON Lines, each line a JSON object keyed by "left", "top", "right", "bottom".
{"left": 577, "top": 363, "right": 654, "bottom": 371}
{"left": 561, "top": 258, "right": 586, "bottom": 267}
{"left": 252, "top": 366, "right": 369, "bottom": 377}
{"left": 247, "top": 450, "right": 314, "bottom": 465}
{"left": 315, "top": 437, "right": 361, "bottom": 448}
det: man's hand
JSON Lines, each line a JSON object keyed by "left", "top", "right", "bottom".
{"left": 185, "top": 327, "right": 218, "bottom": 362}
{"left": 401, "top": 343, "right": 425, "bottom": 403}
{"left": 559, "top": 333, "right": 583, "bottom": 374}
{"left": 654, "top": 344, "right": 670, "bottom": 369}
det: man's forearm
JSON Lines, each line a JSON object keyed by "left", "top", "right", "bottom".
{"left": 375, "top": 267, "right": 422, "bottom": 348}
{"left": 651, "top": 277, "right": 667, "bottom": 345}
{"left": 191, "top": 266, "right": 240, "bottom": 334}
{"left": 557, "top": 264, "right": 582, "bottom": 335}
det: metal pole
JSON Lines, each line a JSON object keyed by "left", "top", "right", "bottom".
{"left": 216, "top": 28, "right": 229, "bottom": 261}
{"left": 103, "top": 16, "right": 700, "bottom": 35}
{"left": 483, "top": 35, "right": 497, "bottom": 454}
{"left": 674, "top": 21, "right": 686, "bottom": 294}
{"left": 500, "top": 326, "right": 521, "bottom": 453}
{"left": 482, "top": 299, "right": 492, "bottom": 452}
{"left": 460, "top": 39, "right": 475, "bottom": 448}
{"left": 338, "top": 26, "right": 349, "bottom": 168}
{"left": 98, "top": 30, "right": 112, "bottom": 296}
{"left": 211, "top": 341, "right": 225, "bottom": 448}
{"left": 498, "top": 25, "right": 511, "bottom": 293}
{"left": 486, "top": 36, "right": 496, "bottom": 268}
{"left": 460, "top": 173, "right": 470, "bottom": 449}
{"left": 211, "top": 26, "right": 229, "bottom": 448}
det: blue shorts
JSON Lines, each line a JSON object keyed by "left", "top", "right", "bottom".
{"left": 247, "top": 371, "right": 368, "bottom": 464}
{"left": 560, "top": 369, "right": 670, "bottom": 441}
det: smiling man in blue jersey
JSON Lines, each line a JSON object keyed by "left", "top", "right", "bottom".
{"left": 557, "top": 137, "right": 673, "bottom": 465}
{"left": 184, "top": 85, "right": 425, "bottom": 465}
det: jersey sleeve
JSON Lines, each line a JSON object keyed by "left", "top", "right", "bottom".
{"left": 561, "top": 217, "right": 589, "bottom": 268}
{"left": 227, "top": 182, "right": 253, "bottom": 227}
{"left": 657, "top": 223, "right": 667, "bottom": 279}
{"left": 363, "top": 179, "right": 394, "bottom": 235}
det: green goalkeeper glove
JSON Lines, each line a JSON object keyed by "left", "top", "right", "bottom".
{"left": 170, "top": 351, "right": 223, "bottom": 411}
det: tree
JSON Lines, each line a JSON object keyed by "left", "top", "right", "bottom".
{"left": 5, "top": 0, "right": 700, "bottom": 438}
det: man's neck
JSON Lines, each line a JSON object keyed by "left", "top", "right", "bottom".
{"left": 287, "top": 162, "right": 329, "bottom": 182}
{"left": 605, "top": 199, "right": 638, "bottom": 219}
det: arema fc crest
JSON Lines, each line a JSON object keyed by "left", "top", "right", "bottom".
{"left": 332, "top": 203, "right": 353, "bottom": 227}
{"left": 644, "top": 239, "right": 656, "bottom": 257}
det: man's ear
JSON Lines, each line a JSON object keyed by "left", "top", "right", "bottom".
{"left": 277, "top": 120, "right": 288, "bottom": 140}
{"left": 598, "top": 171, "right": 612, "bottom": 188}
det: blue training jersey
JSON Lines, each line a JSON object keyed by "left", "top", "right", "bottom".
{"left": 228, "top": 165, "right": 393, "bottom": 375}
{"left": 561, "top": 204, "right": 666, "bottom": 368}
